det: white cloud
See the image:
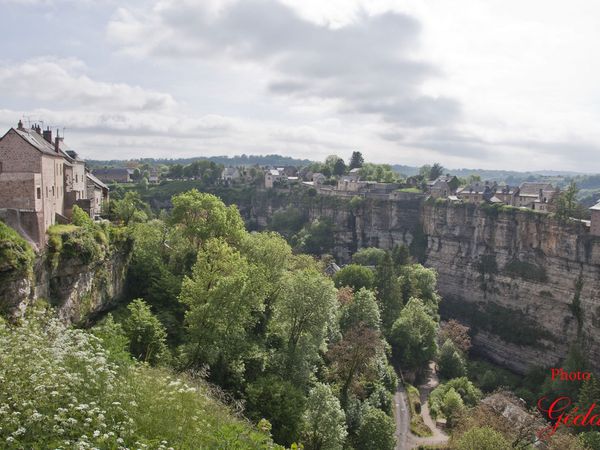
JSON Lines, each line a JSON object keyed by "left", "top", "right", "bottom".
{"left": 0, "top": 58, "right": 176, "bottom": 111}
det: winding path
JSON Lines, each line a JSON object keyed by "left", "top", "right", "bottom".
{"left": 393, "top": 363, "right": 449, "bottom": 450}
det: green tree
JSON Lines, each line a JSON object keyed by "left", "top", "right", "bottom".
{"left": 375, "top": 252, "right": 403, "bottom": 334}
{"left": 389, "top": 298, "right": 437, "bottom": 371}
{"left": 271, "top": 269, "right": 338, "bottom": 383}
{"left": 179, "top": 239, "right": 265, "bottom": 377}
{"left": 440, "top": 387, "right": 464, "bottom": 427}
{"left": 301, "top": 383, "right": 347, "bottom": 450}
{"left": 339, "top": 288, "right": 381, "bottom": 332}
{"left": 355, "top": 407, "right": 395, "bottom": 450}
{"left": 429, "top": 163, "right": 445, "bottom": 181}
{"left": 293, "top": 219, "right": 334, "bottom": 255}
{"left": 245, "top": 375, "right": 306, "bottom": 446}
{"left": 398, "top": 264, "right": 441, "bottom": 317}
{"left": 437, "top": 339, "right": 467, "bottom": 380}
{"left": 333, "top": 264, "right": 375, "bottom": 291}
{"left": 333, "top": 158, "right": 347, "bottom": 176}
{"left": 351, "top": 247, "right": 386, "bottom": 266}
{"left": 455, "top": 426, "right": 511, "bottom": 450}
{"left": 123, "top": 299, "right": 168, "bottom": 365}
{"left": 171, "top": 190, "right": 245, "bottom": 249}
{"left": 555, "top": 181, "right": 583, "bottom": 221}
{"left": 349, "top": 151, "right": 364, "bottom": 170}
{"left": 391, "top": 244, "right": 411, "bottom": 268}
{"left": 111, "top": 191, "right": 147, "bottom": 225}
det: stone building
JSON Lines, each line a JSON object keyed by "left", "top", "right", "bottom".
{"left": 456, "top": 181, "right": 497, "bottom": 204}
{"left": 426, "top": 175, "right": 459, "bottom": 199}
{"left": 265, "top": 168, "right": 284, "bottom": 188}
{"left": 590, "top": 202, "right": 600, "bottom": 236}
{"left": 0, "top": 121, "right": 108, "bottom": 248}
{"left": 86, "top": 172, "right": 109, "bottom": 217}
{"left": 517, "top": 182, "right": 558, "bottom": 209}
{"left": 92, "top": 168, "right": 132, "bottom": 184}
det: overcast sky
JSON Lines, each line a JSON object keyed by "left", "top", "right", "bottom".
{"left": 1, "top": 0, "right": 599, "bottom": 171}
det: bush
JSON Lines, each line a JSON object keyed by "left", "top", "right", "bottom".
{"left": 437, "top": 339, "right": 467, "bottom": 380}
{"left": 454, "top": 426, "right": 511, "bottom": 450}
{"left": 352, "top": 247, "right": 387, "bottom": 266}
{"left": 123, "top": 299, "right": 169, "bottom": 365}
{"left": 333, "top": 264, "right": 375, "bottom": 291}
{"left": 71, "top": 205, "right": 94, "bottom": 227}
{"left": 355, "top": 407, "right": 395, "bottom": 450}
{"left": 0, "top": 221, "right": 34, "bottom": 279}
{"left": 0, "top": 309, "right": 279, "bottom": 449}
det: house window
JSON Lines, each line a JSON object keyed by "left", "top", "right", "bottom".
{"left": 0, "top": 162, "right": 2, "bottom": 173}
{"left": 37, "top": 187, "right": 41, "bottom": 200}
{"left": 76, "top": 174, "right": 78, "bottom": 183}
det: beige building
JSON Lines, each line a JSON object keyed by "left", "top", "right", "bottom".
{"left": 517, "top": 182, "right": 558, "bottom": 211}
{"left": 590, "top": 202, "right": 600, "bottom": 236}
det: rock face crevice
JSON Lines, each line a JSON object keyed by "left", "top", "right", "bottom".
{"left": 1, "top": 243, "right": 131, "bottom": 324}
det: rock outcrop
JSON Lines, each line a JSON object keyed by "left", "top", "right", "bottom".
{"left": 1, "top": 242, "right": 131, "bottom": 324}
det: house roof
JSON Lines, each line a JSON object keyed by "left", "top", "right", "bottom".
{"left": 457, "top": 182, "right": 496, "bottom": 195}
{"left": 349, "top": 168, "right": 361, "bottom": 173}
{"left": 11, "top": 127, "right": 62, "bottom": 157}
{"left": 519, "top": 182, "right": 554, "bottom": 196}
{"left": 590, "top": 202, "right": 600, "bottom": 211}
{"left": 268, "top": 169, "right": 281, "bottom": 176}
{"left": 86, "top": 172, "right": 109, "bottom": 190}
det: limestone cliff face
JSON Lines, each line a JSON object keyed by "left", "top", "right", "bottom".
{"left": 247, "top": 190, "right": 600, "bottom": 373}
{"left": 421, "top": 202, "right": 600, "bottom": 374}
{"left": 1, "top": 243, "right": 131, "bottom": 324}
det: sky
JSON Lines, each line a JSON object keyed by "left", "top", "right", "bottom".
{"left": 1, "top": 0, "right": 600, "bottom": 171}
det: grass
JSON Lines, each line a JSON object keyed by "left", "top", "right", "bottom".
{"left": 47, "top": 224, "right": 79, "bottom": 235}
{"left": 406, "top": 383, "right": 433, "bottom": 437}
{"left": 0, "top": 309, "right": 281, "bottom": 449}
{"left": 397, "top": 187, "right": 423, "bottom": 193}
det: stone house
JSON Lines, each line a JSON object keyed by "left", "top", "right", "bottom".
{"left": 0, "top": 121, "right": 68, "bottom": 247}
{"left": 86, "top": 172, "right": 109, "bottom": 217}
{"left": 456, "top": 181, "right": 497, "bottom": 204}
{"left": 493, "top": 184, "right": 519, "bottom": 206}
{"left": 92, "top": 167, "right": 132, "bottom": 184}
{"left": 221, "top": 167, "right": 241, "bottom": 182}
{"left": 265, "top": 169, "right": 284, "bottom": 188}
{"left": 590, "top": 202, "right": 600, "bottom": 236}
{"left": 517, "top": 182, "right": 558, "bottom": 210}
{"left": 427, "top": 175, "right": 459, "bottom": 199}
{"left": 0, "top": 121, "right": 108, "bottom": 248}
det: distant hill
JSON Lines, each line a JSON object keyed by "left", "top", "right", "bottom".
{"left": 87, "top": 154, "right": 312, "bottom": 169}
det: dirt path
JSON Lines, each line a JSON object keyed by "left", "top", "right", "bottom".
{"left": 394, "top": 362, "right": 449, "bottom": 450}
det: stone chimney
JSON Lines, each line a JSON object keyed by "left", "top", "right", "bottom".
{"left": 54, "top": 133, "right": 60, "bottom": 153}
{"left": 17, "top": 120, "right": 24, "bottom": 130}
{"left": 43, "top": 127, "right": 52, "bottom": 144}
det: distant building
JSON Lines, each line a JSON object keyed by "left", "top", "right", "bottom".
{"left": 517, "top": 182, "right": 558, "bottom": 210}
{"left": 590, "top": 202, "right": 600, "bottom": 236}
{"left": 222, "top": 167, "right": 241, "bottom": 182}
{"left": 427, "top": 175, "right": 459, "bottom": 199}
{"left": 493, "top": 184, "right": 519, "bottom": 206}
{"left": 86, "top": 172, "right": 109, "bottom": 217}
{"left": 92, "top": 168, "right": 132, "bottom": 184}
{"left": 148, "top": 168, "right": 160, "bottom": 184}
{"left": 456, "top": 181, "right": 497, "bottom": 204}
{"left": 265, "top": 169, "right": 284, "bottom": 188}
{"left": 312, "top": 173, "right": 326, "bottom": 185}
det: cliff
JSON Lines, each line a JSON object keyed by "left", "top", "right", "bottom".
{"left": 422, "top": 202, "right": 600, "bottom": 374}
{"left": 0, "top": 229, "right": 132, "bottom": 324}
{"left": 245, "top": 190, "right": 600, "bottom": 373}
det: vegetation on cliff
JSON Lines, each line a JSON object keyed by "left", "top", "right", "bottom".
{"left": 0, "top": 221, "right": 34, "bottom": 280}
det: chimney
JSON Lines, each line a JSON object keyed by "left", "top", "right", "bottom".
{"left": 43, "top": 127, "right": 52, "bottom": 144}
{"left": 54, "top": 133, "right": 60, "bottom": 153}
{"left": 17, "top": 119, "right": 24, "bottom": 130}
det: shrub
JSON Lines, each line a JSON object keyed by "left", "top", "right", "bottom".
{"left": 123, "top": 299, "right": 169, "bottom": 365}
{"left": 0, "top": 221, "right": 34, "bottom": 278}
{"left": 437, "top": 339, "right": 467, "bottom": 380}
{"left": 333, "top": 264, "right": 375, "bottom": 291}
{"left": 0, "top": 309, "right": 280, "bottom": 449}
{"left": 454, "top": 426, "right": 511, "bottom": 450}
